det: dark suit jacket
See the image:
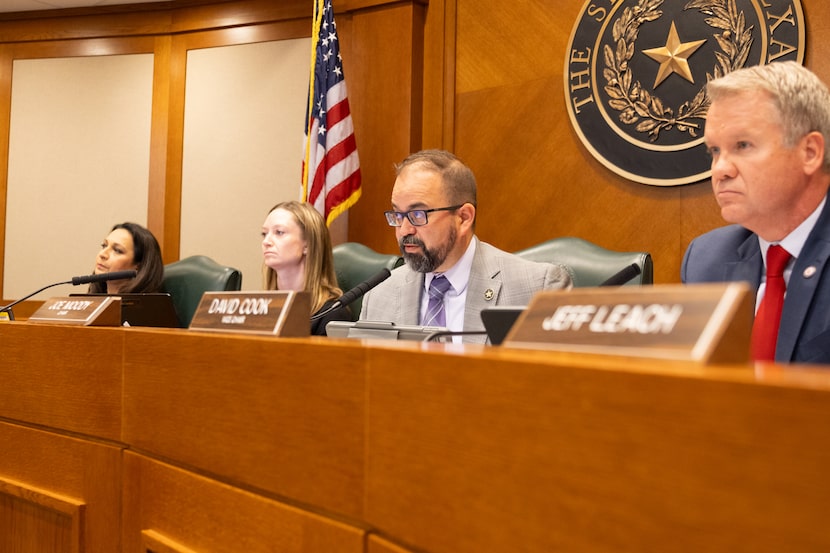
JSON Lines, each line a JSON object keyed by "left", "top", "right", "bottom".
{"left": 360, "top": 238, "right": 572, "bottom": 344}
{"left": 681, "top": 196, "right": 830, "bottom": 364}
{"left": 311, "top": 299, "right": 352, "bottom": 336}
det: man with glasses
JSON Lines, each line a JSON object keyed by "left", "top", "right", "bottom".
{"left": 360, "top": 149, "right": 572, "bottom": 343}
{"left": 682, "top": 62, "right": 830, "bottom": 364}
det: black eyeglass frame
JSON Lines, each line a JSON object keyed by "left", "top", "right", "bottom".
{"left": 384, "top": 204, "right": 465, "bottom": 227}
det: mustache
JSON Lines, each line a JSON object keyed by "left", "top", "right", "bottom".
{"left": 400, "top": 235, "right": 425, "bottom": 248}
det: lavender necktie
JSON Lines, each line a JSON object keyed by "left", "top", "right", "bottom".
{"left": 423, "top": 275, "right": 452, "bottom": 327}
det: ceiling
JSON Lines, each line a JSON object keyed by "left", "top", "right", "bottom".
{"left": 0, "top": 0, "right": 173, "bottom": 13}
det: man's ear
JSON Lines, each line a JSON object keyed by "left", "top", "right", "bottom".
{"left": 802, "top": 131, "right": 826, "bottom": 176}
{"left": 458, "top": 203, "right": 476, "bottom": 229}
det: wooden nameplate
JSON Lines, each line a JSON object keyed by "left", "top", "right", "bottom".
{"left": 504, "top": 282, "right": 753, "bottom": 364}
{"left": 27, "top": 296, "right": 122, "bottom": 326}
{"left": 189, "top": 291, "right": 310, "bottom": 337}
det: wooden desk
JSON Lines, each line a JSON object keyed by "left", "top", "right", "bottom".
{"left": 1, "top": 322, "right": 830, "bottom": 552}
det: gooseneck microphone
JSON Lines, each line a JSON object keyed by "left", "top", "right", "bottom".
{"left": 599, "top": 263, "right": 642, "bottom": 287}
{"left": 71, "top": 270, "right": 138, "bottom": 286}
{"left": 0, "top": 270, "right": 138, "bottom": 315}
{"left": 311, "top": 268, "right": 392, "bottom": 321}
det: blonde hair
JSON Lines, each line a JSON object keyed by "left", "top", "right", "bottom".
{"left": 262, "top": 201, "right": 342, "bottom": 313}
{"left": 707, "top": 61, "right": 830, "bottom": 172}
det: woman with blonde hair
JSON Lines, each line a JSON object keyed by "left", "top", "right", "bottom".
{"left": 261, "top": 201, "right": 351, "bottom": 335}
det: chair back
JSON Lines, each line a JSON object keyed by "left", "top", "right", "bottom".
{"left": 162, "top": 255, "right": 242, "bottom": 327}
{"left": 332, "top": 242, "right": 403, "bottom": 320}
{"left": 515, "top": 237, "right": 653, "bottom": 287}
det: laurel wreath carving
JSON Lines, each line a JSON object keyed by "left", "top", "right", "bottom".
{"left": 602, "top": 0, "right": 753, "bottom": 140}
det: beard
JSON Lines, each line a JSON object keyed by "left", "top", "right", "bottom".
{"left": 399, "top": 227, "right": 457, "bottom": 273}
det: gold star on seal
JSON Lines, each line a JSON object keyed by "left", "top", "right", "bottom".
{"left": 642, "top": 22, "right": 706, "bottom": 88}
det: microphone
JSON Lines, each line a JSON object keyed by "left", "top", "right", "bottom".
{"left": 311, "top": 268, "right": 392, "bottom": 321}
{"left": 0, "top": 270, "right": 138, "bottom": 315}
{"left": 599, "top": 263, "right": 642, "bottom": 287}
{"left": 71, "top": 270, "right": 138, "bottom": 285}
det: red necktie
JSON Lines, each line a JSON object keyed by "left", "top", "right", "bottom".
{"left": 751, "top": 245, "right": 792, "bottom": 361}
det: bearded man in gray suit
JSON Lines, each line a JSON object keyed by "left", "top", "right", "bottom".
{"left": 360, "top": 149, "right": 572, "bottom": 344}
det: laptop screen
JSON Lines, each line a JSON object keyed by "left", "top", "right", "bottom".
{"left": 480, "top": 306, "right": 524, "bottom": 345}
{"left": 71, "top": 293, "right": 181, "bottom": 328}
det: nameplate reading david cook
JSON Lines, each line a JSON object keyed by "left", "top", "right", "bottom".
{"left": 28, "top": 296, "right": 121, "bottom": 326}
{"left": 189, "top": 291, "right": 310, "bottom": 336}
{"left": 505, "top": 283, "right": 752, "bottom": 364}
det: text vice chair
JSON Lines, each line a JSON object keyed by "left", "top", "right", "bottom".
{"left": 515, "top": 237, "right": 653, "bottom": 287}
{"left": 162, "top": 255, "right": 242, "bottom": 327}
{"left": 332, "top": 242, "right": 403, "bottom": 320}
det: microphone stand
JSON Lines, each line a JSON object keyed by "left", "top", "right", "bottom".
{"left": 0, "top": 270, "right": 137, "bottom": 318}
{"left": 0, "top": 280, "right": 72, "bottom": 314}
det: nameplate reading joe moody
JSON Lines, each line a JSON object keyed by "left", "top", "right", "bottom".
{"left": 505, "top": 283, "right": 752, "bottom": 364}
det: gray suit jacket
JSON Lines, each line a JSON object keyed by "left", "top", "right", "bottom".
{"left": 681, "top": 194, "right": 830, "bottom": 364}
{"left": 360, "top": 238, "right": 572, "bottom": 343}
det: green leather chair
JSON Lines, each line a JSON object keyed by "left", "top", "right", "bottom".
{"left": 162, "top": 255, "right": 242, "bottom": 327}
{"left": 515, "top": 237, "right": 653, "bottom": 287}
{"left": 332, "top": 242, "right": 403, "bottom": 320}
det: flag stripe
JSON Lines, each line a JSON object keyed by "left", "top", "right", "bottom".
{"left": 301, "top": 0, "right": 361, "bottom": 225}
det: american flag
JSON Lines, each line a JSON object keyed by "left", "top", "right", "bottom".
{"left": 302, "top": 0, "right": 361, "bottom": 225}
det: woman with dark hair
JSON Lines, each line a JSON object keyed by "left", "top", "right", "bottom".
{"left": 261, "top": 201, "right": 351, "bottom": 335}
{"left": 89, "top": 222, "right": 164, "bottom": 294}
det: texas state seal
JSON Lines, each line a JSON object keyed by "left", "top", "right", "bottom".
{"left": 564, "top": 0, "right": 805, "bottom": 185}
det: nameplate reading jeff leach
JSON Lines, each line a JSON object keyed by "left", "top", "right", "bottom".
{"left": 542, "top": 302, "right": 682, "bottom": 335}
{"left": 506, "top": 283, "right": 753, "bottom": 363}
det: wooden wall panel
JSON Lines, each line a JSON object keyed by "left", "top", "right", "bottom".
{"left": 123, "top": 452, "right": 365, "bottom": 553}
{"left": 0, "top": 477, "right": 84, "bottom": 553}
{"left": 0, "top": 324, "right": 123, "bottom": 440}
{"left": 342, "top": 2, "right": 427, "bottom": 253}
{"left": 1, "top": 0, "right": 829, "bottom": 286}
{"left": 424, "top": 0, "right": 830, "bottom": 285}
{"left": 0, "top": 421, "right": 122, "bottom": 552}
{"left": 122, "top": 331, "right": 367, "bottom": 519}
{"left": 367, "top": 534, "right": 417, "bottom": 553}
{"left": 364, "top": 346, "right": 830, "bottom": 553}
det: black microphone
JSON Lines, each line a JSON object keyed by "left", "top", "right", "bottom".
{"left": 311, "top": 268, "right": 392, "bottom": 321}
{"left": 599, "top": 263, "right": 642, "bottom": 287}
{"left": 71, "top": 270, "right": 138, "bottom": 286}
{"left": 0, "top": 270, "right": 138, "bottom": 315}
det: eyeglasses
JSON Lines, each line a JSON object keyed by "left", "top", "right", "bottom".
{"left": 384, "top": 205, "right": 464, "bottom": 227}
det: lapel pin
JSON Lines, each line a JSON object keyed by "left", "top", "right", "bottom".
{"left": 803, "top": 266, "right": 817, "bottom": 278}
{"left": 484, "top": 288, "right": 494, "bottom": 301}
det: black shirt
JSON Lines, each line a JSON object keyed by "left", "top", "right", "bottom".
{"left": 311, "top": 299, "right": 352, "bottom": 336}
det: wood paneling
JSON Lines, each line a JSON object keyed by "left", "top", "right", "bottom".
{"left": 365, "top": 345, "right": 830, "bottom": 553}
{"left": 0, "top": 476, "right": 84, "bottom": 553}
{"left": 1, "top": 0, "right": 829, "bottom": 287}
{"left": 123, "top": 453, "right": 365, "bottom": 553}
{"left": 0, "top": 420, "right": 122, "bottom": 552}
{"left": 4, "top": 323, "right": 830, "bottom": 551}
{"left": 367, "top": 534, "right": 416, "bottom": 553}
{"left": 122, "top": 331, "right": 368, "bottom": 518}
{"left": 406, "top": 0, "right": 830, "bottom": 285}
{"left": 342, "top": 2, "right": 427, "bottom": 254}
{"left": 0, "top": 0, "right": 423, "bottom": 281}
{"left": 0, "top": 323, "right": 123, "bottom": 440}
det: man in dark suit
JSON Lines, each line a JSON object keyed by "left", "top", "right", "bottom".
{"left": 360, "top": 149, "right": 571, "bottom": 343}
{"left": 682, "top": 62, "right": 830, "bottom": 364}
